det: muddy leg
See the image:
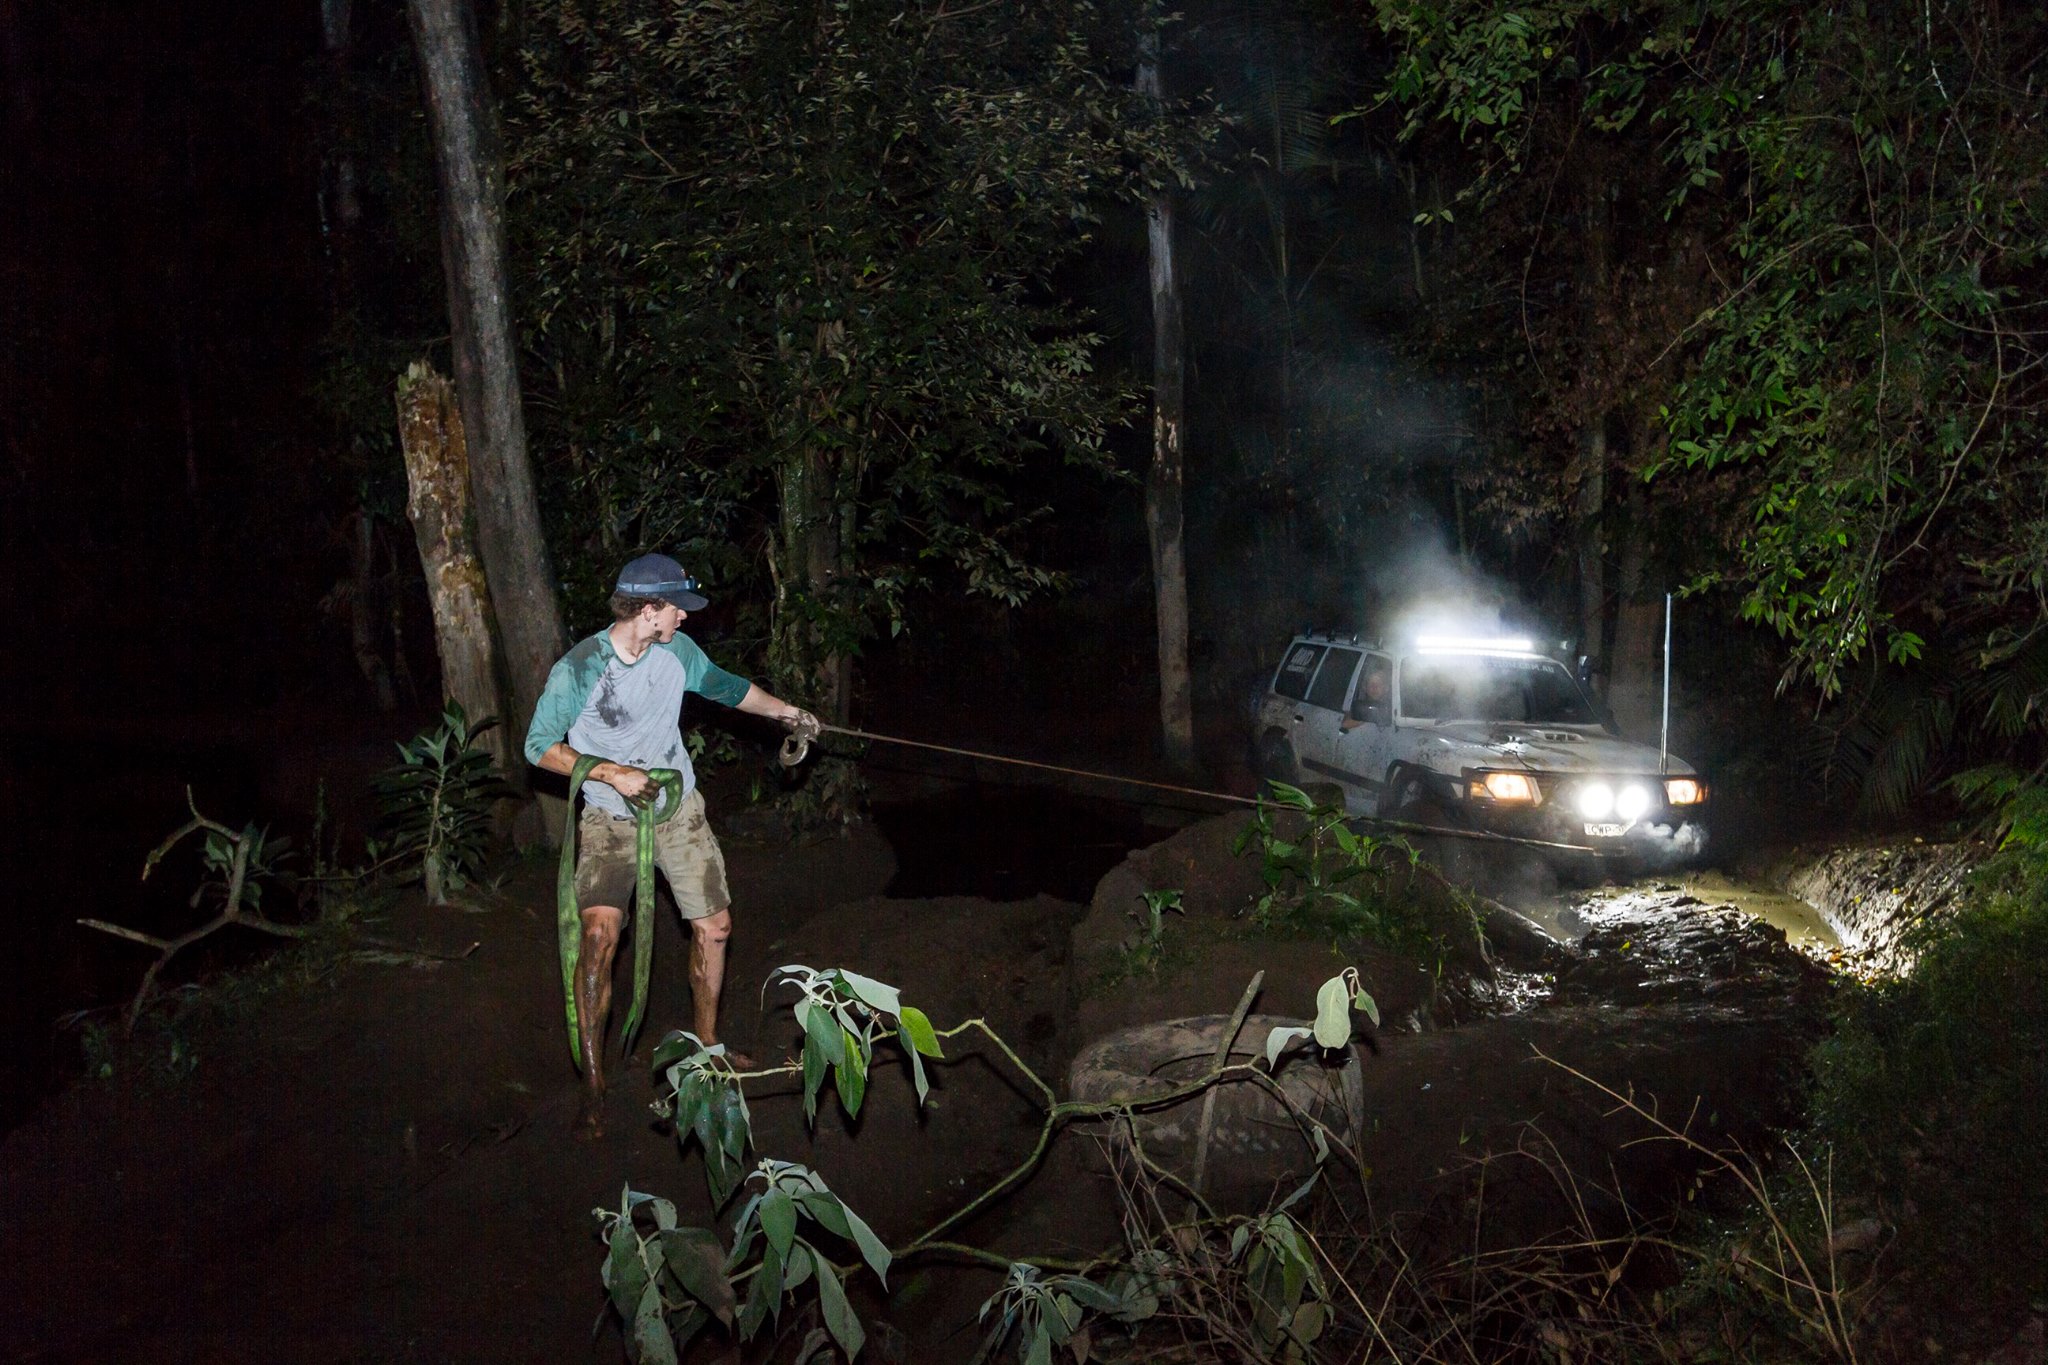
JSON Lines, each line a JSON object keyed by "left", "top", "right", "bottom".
{"left": 575, "top": 905, "right": 624, "bottom": 1138}
{"left": 688, "top": 908, "right": 747, "bottom": 1064}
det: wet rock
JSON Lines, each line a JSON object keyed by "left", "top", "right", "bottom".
{"left": 1782, "top": 839, "right": 1987, "bottom": 972}
{"left": 1067, "top": 1014, "right": 1363, "bottom": 1205}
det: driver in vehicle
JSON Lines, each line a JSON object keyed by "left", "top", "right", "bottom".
{"left": 1342, "top": 661, "right": 1390, "bottom": 731}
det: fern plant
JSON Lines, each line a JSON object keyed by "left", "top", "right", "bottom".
{"left": 372, "top": 700, "right": 510, "bottom": 904}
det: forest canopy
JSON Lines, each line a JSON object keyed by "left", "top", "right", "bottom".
{"left": 506, "top": 0, "right": 1202, "bottom": 713}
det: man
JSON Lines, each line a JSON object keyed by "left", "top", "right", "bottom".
{"left": 1340, "top": 660, "right": 1391, "bottom": 732}
{"left": 524, "top": 553, "right": 815, "bottom": 1135}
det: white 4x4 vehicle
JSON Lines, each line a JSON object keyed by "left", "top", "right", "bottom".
{"left": 1253, "top": 631, "right": 1708, "bottom": 863}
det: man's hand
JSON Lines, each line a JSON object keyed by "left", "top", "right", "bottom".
{"left": 735, "top": 684, "right": 820, "bottom": 739}
{"left": 597, "top": 762, "right": 656, "bottom": 802}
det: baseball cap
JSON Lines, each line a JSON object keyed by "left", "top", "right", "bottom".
{"left": 616, "top": 553, "right": 709, "bottom": 611}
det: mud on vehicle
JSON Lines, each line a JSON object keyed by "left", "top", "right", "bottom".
{"left": 1252, "top": 630, "right": 1708, "bottom": 868}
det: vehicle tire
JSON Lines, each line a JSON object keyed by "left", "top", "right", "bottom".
{"left": 1384, "top": 767, "right": 1442, "bottom": 824}
{"left": 1386, "top": 767, "right": 1485, "bottom": 889}
{"left": 1256, "top": 729, "right": 1300, "bottom": 787}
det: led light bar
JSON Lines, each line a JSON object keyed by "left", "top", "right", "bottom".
{"left": 1415, "top": 634, "right": 1537, "bottom": 656}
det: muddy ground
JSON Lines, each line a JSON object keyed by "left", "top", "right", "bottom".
{"left": 0, "top": 774, "right": 1837, "bottom": 1364}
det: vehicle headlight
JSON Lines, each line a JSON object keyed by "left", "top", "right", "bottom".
{"left": 1616, "top": 783, "right": 1652, "bottom": 820}
{"left": 1480, "top": 771, "right": 1537, "bottom": 803}
{"left": 1576, "top": 782, "right": 1614, "bottom": 819}
{"left": 1664, "top": 778, "right": 1705, "bottom": 805}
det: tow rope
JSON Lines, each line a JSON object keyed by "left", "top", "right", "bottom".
{"left": 777, "top": 722, "right": 1604, "bottom": 855}
{"left": 558, "top": 754, "right": 682, "bottom": 1067}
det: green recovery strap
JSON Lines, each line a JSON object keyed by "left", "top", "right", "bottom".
{"left": 558, "top": 755, "right": 684, "bottom": 1068}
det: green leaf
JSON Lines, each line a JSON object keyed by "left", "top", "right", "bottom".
{"left": 1290, "top": 1300, "right": 1329, "bottom": 1345}
{"left": 835, "top": 1028, "right": 868, "bottom": 1116}
{"left": 1264, "top": 1025, "right": 1312, "bottom": 1070}
{"left": 661, "top": 1227, "right": 737, "bottom": 1324}
{"left": 802, "top": 1031, "right": 827, "bottom": 1122}
{"left": 760, "top": 1189, "right": 798, "bottom": 1263}
{"left": 1048, "top": 1293, "right": 1080, "bottom": 1342}
{"left": 633, "top": 1279, "right": 678, "bottom": 1365}
{"left": 782, "top": 1239, "right": 816, "bottom": 1292}
{"left": 1352, "top": 988, "right": 1380, "bottom": 1027}
{"left": 1313, "top": 976, "right": 1355, "bottom": 1049}
{"left": 836, "top": 969, "right": 901, "bottom": 1014}
{"left": 796, "top": 1190, "right": 854, "bottom": 1241}
{"left": 1025, "top": 1319, "right": 1052, "bottom": 1365}
{"left": 1263, "top": 780, "right": 1315, "bottom": 810}
{"left": 652, "top": 1030, "right": 704, "bottom": 1070}
{"left": 839, "top": 1198, "right": 892, "bottom": 1285}
{"left": 699, "top": 1094, "right": 743, "bottom": 1207}
{"left": 815, "top": 1261, "right": 867, "bottom": 1360}
{"left": 674, "top": 1073, "right": 709, "bottom": 1139}
{"left": 802, "top": 994, "right": 848, "bottom": 1066}
{"left": 898, "top": 1005, "right": 943, "bottom": 1057}
{"left": 907, "top": 1047, "right": 930, "bottom": 1106}
{"left": 737, "top": 1239, "right": 783, "bottom": 1340}
{"left": 606, "top": 1221, "right": 650, "bottom": 1317}
{"left": 716, "top": 1082, "right": 750, "bottom": 1166}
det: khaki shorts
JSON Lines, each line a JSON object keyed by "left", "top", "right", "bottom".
{"left": 574, "top": 788, "right": 730, "bottom": 920}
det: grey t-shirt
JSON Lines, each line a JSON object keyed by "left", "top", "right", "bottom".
{"left": 568, "top": 649, "right": 697, "bottom": 817}
{"left": 524, "top": 628, "right": 752, "bottom": 818}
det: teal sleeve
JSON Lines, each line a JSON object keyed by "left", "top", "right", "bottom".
{"left": 663, "top": 634, "right": 752, "bottom": 707}
{"left": 525, "top": 638, "right": 605, "bottom": 764}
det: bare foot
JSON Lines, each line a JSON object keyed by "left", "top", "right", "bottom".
{"left": 714, "top": 1045, "right": 757, "bottom": 1071}
{"left": 574, "top": 1089, "right": 606, "bottom": 1141}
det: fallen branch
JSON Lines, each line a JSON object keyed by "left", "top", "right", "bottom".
{"left": 80, "top": 787, "right": 315, "bottom": 1032}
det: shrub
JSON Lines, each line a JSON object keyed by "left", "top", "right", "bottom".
{"left": 371, "top": 700, "right": 511, "bottom": 904}
{"left": 1808, "top": 857, "right": 2048, "bottom": 1330}
{"left": 1234, "top": 781, "right": 1483, "bottom": 971}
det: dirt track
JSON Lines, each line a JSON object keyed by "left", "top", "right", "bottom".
{"left": 1, "top": 788, "right": 1832, "bottom": 1363}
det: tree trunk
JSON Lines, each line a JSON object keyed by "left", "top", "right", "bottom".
{"left": 407, "top": 0, "right": 564, "bottom": 740}
{"left": 395, "top": 362, "right": 517, "bottom": 781}
{"left": 1575, "top": 427, "right": 1608, "bottom": 690}
{"left": 1139, "top": 26, "right": 1196, "bottom": 776}
{"left": 318, "top": 0, "right": 362, "bottom": 309}
{"left": 348, "top": 508, "right": 398, "bottom": 712}
{"left": 1574, "top": 172, "right": 1614, "bottom": 693}
{"left": 774, "top": 443, "right": 851, "bottom": 724}
{"left": 1609, "top": 462, "right": 1664, "bottom": 742}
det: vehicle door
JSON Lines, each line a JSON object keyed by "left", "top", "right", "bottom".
{"left": 1295, "top": 646, "right": 1362, "bottom": 793}
{"left": 1324, "top": 653, "right": 1395, "bottom": 815}
{"left": 1267, "top": 640, "right": 1326, "bottom": 762}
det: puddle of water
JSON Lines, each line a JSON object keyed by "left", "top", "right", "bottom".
{"left": 1491, "top": 871, "right": 1842, "bottom": 955}
{"left": 1676, "top": 871, "right": 1841, "bottom": 950}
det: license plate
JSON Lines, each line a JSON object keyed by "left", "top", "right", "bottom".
{"left": 1583, "top": 822, "right": 1630, "bottom": 838}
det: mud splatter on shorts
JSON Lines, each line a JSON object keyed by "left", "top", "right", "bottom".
{"left": 574, "top": 788, "right": 730, "bottom": 919}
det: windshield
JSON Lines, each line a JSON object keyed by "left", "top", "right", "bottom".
{"left": 1398, "top": 655, "right": 1597, "bottom": 725}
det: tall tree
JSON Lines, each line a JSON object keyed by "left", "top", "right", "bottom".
{"left": 407, "top": 0, "right": 564, "bottom": 737}
{"left": 509, "top": 0, "right": 1198, "bottom": 715}
{"left": 1139, "top": 19, "right": 1196, "bottom": 774}
{"left": 1370, "top": 0, "right": 2048, "bottom": 793}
